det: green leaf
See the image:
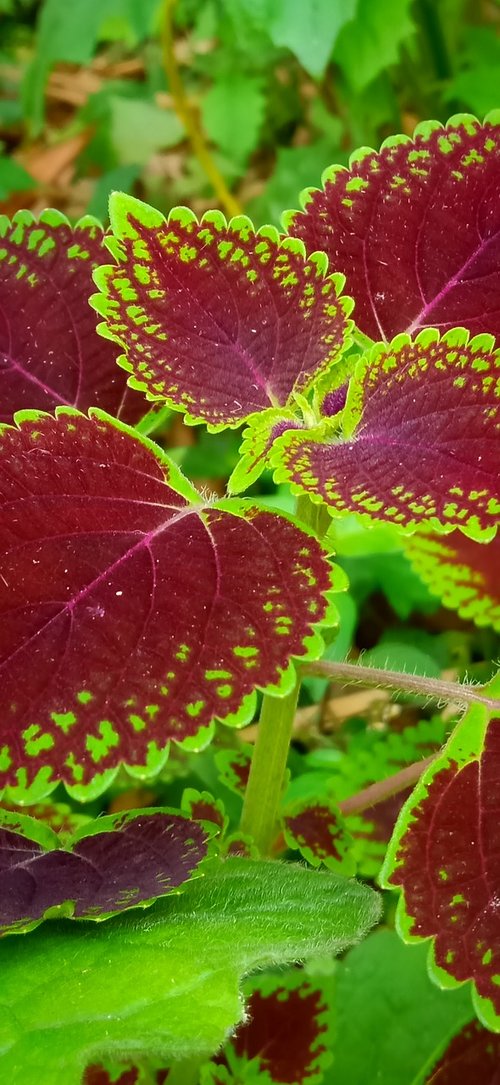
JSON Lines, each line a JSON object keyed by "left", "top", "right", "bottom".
{"left": 0, "top": 157, "right": 33, "bottom": 201}
{"left": 332, "top": 0, "right": 415, "bottom": 90}
{"left": 202, "top": 72, "right": 265, "bottom": 168}
{"left": 268, "top": 0, "right": 358, "bottom": 78}
{"left": 328, "top": 929, "right": 473, "bottom": 1085}
{"left": 0, "top": 857, "right": 381, "bottom": 1085}
{"left": 109, "top": 98, "right": 184, "bottom": 166}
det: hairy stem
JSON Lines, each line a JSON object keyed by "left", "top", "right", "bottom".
{"left": 339, "top": 755, "right": 435, "bottom": 817}
{"left": 161, "top": 0, "right": 242, "bottom": 217}
{"left": 301, "top": 660, "right": 500, "bottom": 712}
{"left": 240, "top": 677, "right": 300, "bottom": 855}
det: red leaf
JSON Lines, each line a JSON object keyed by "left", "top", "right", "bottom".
{"left": 0, "top": 210, "right": 143, "bottom": 424}
{"left": 272, "top": 329, "right": 500, "bottom": 535}
{"left": 405, "top": 530, "right": 500, "bottom": 630}
{"left": 0, "top": 410, "right": 333, "bottom": 799}
{"left": 92, "top": 195, "right": 352, "bottom": 428}
{"left": 380, "top": 678, "right": 500, "bottom": 1029}
{"left": 284, "top": 115, "right": 500, "bottom": 342}
{"left": 282, "top": 798, "right": 356, "bottom": 875}
{"left": 426, "top": 1020, "right": 500, "bottom": 1083}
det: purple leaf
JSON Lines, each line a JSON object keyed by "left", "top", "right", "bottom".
{"left": 272, "top": 328, "right": 500, "bottom": 535}
{"left": 91, "top": 194, "right": 352, "bottom": 428}
{"left": 0, "top": 210, "right": 144, "bottom": 424}
{"left": 405, "top": 530, "right": 500, "bottom": 630}
{"left": 0, "top": 807, "right": 206, "bottom": 933}
{"left": 0, "top": 410, "right": 333, "bottom": 799}
{"left": 284, "top": 114, "right": 500, "bottom": 342}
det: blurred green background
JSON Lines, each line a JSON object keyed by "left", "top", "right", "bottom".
{"left": 0, "top": 0, "right": 498, "bottom": 224}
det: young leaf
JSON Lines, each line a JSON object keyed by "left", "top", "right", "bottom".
{"left": 215, "top": 745, "right": 252, "bottom": 796}
{"left": 0, "top": 857, "right": 381, "bottom": 1085}
{"left": 404, "top": 531, "right": 500, "bottom": 631}
{"left": 0, "top": 808, "right": 206, "bottom": 933}
{"left": 0, "top": 210, "right": 143, "bottom": 424}
{"left": 271, "top": 328, "right": 500, "bottom": 536}
{"left": 380, "top": 674, "right": 500, "bottom": 1030}
{"left": 284, "top": 114, "right": 500, "bottom": 342}
{"left": 282, "top": 797, "right": 356, "bottom": 876}
{"left": 220, "top": 969, "right": 335, "bottom": 1084}
{"left": 181, "top": 788, "right": 228, "bottom": 837}
{"left": 0, "top": 410, "right": 334, "bottom": 800}
{"left": 92, "top": 194, "right": 352, "bottom": 428}
{"left": 424, "top": 1020, "right": 500, "bottom": 1083}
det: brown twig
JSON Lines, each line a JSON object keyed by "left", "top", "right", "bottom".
{"left": 161, "top": 0, "right": 242, "bottom": 217}
{"left": 339, "top": 754, "right": 435, "bottom": 817}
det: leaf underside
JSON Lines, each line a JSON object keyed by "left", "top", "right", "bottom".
{"left": 92, "top": 194, "right": 351, "bottom": 428}
{"left": 380, "top": 684, "right": 500, "bottom": 1031}
{"left": 0, "top": 410, "right": 333, "bottom": 799}
{"left": 404, "top": 530, "right": 500, "bottom": 630}
{"left": 0, "top": 808, "right": 206, "bottom": 933}
{"left": 272, "top": 329, "right": 500, "bottom": 535}
{"left": 285, "top": 114, "right": 500, "bottom": 342}
{"left": 0, "top": 210, "right": 143, "bottom": 424}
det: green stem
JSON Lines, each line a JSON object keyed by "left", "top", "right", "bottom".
{"left": 240, "top": 495, "right": 328, "bottom": 855}
{"left": 240, "top": 677, "right": 300, "bottom": 855}
{"left": 166, "top": 1057, "right": 202, "bottom": 1085}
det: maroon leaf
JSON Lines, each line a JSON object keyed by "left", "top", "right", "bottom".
{"left": 0, "top": 798, "right": 90, "bottom": 840}
{"left": 272, "top": 328, "right": 500, "bottom": 535}
{"left": 282, "top": 798, "right": 356, "bottom": 875}
{"left": 0, "top": 410, "right": 333, "bottom": 799}
{"left": 215, "top": 746, "right": 253, "bottom": 796}
{"left": 0, "top": 210, "right": 144, "bottom": 424}
{"left": 380, "top": 675, "right": 500, "bottom": 1029}
{"left": 225, "top": 969, "right": 333, "bottom": 1084}
{"left": 405, "top": 530, "right": 500, "bottom": 630}
{"left": 91, "top": 194, "right": 352, "bottom": 428}
{"left": 0, "top": 808, "right": 206, "bottom": 933}
{"left": 426, "top": 1020, "right": 500, "bottom": 1084}
{"left": 84, "top": 1068, "right": 139, "bottom": 1085}
{"left": 181, "top": 788, "right": 227, "bottom": 836}
{"left": 284, "top": 114, "right": 500, "bottom": 342}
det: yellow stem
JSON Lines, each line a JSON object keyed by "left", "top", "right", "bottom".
{"left": 161, "top": 0, "right": 243, "bottom": 218}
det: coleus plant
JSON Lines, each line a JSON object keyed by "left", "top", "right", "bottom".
{"left": 0, "top": 111, "right": 499, "bottom": 1084}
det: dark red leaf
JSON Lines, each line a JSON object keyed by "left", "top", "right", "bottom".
{"left": 426, "top": 1020, "right": 500, "bottom": 1083}
{"left": 284, "top": 115, "right": 500, "bottom": 342}
{"left": 282, "top": 798, "right": 356, "bottom": 874}
{"left": 0, "top": 410, "right": 333, "bottom": 799}
{"left": 272, "top": 329, "right": 500, "bottom": 535}
{"left": 381, "top": 678, "right": 500, "bottom": 1030}
{"left": 0, "top": 210, "right": 143, "bottom": 424}
{"left": 228, "top": 970, "right": 333, "bottom": 1084}
{"left": 215, "top": 746, "right": 253, "bottom": 796}
{"left": 92, "top": 195, "right": 352, "bottom": 428}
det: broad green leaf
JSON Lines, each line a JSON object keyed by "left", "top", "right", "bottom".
{"left": 0, "top": 410, "right": 335, "bottom": 800}
{"left": 332, "top": 0, "right": 415, "bottom": 90}
{"left": 0, "top": 856, "right": 381, "bottom": 1085}
{"left": 380, "top": 673, "right": 500, "bottom": 1031}
{"left": 0, "top": 807, "right": 206, "bottom": 933}
{"left": 108, "top": 98, "right": 184, "bottom": 166}
{"left": 404, "top": 531, "right": 500, "bottom": 631}
{"left": 267, "top": 0, "right": 357, "bottom": 79}
{"left": 271, "top": 328, "right": 500, "bottom": 537}
{"left": 0, "top": 157, "right": 33, "bottom": 200}
{"left": 0, "top": 209, "right": 144, "bottom": 424}
{"left": 327, "top": 929, "right": 473, "bottom": 1085}
{"left": 284, "top": 115, "right": 500, "bottom": 343}
{"left": 92, "top": 193, "right": 352, "bottom": 429}
{"left": 202, "top": 72, "right": 265, "bottom": 168}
